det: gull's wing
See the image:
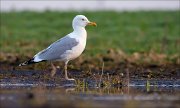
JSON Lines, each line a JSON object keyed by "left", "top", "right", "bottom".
{"left": 34, "top": 35, "right": 79, "bottom": 62}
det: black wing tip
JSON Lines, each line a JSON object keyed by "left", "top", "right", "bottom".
{"left": 19, "top": 58, "right": 47, "bottom": 66}
{"left": 19, "top": 58, "right": 35, "bottom": 66}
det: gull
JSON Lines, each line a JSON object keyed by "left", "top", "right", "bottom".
{"left": 19, "top": 15, "right": 97, "bottom": 80}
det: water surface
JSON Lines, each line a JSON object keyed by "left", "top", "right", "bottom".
{"left": 1, "top": 79, "right": 179, "bottom": 108}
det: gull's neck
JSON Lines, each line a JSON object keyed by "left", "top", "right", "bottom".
{"left": 71, "top": 25, "right": 87, "bottom": 47}
{"left": 73, "top": 26, "right": 85, "bottom": 32}
{"left": 72, "top": 26, "right": 87, "bottom": 38}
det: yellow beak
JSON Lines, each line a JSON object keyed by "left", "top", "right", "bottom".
{"left": 87, "top": 22, "right": 97, "bottom": 27}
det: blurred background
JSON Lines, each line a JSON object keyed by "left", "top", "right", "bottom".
{"left": 1, "top": 1, "right": 179, "bottom": 11}
{"left": 0, "top": 0, "right": 180, "bottom": 65}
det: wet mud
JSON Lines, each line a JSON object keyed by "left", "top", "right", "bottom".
{"left": 0, "top": 51, "right": 180, "bottom": 108}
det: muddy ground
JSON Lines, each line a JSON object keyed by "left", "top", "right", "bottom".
{"left": 0, "top": 51, "right": 180, "bottom": 108}
{"left": 0, "top": 50, "right": 180, "bottom": 82}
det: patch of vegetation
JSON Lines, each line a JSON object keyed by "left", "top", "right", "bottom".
{"left": 1, "top": 11, "right": 180, "bottom": 58}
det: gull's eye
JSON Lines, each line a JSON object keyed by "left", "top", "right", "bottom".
{"left": 82, "top": 18, "right": 85, "bottom": 21}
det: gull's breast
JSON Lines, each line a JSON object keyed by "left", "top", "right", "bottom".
{"left": 60, "top": 38, "right": 86, "bottom": 61}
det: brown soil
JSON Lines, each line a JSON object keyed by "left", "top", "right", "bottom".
{"left": 0, "top": 50, "right": 180, "bottom": 80}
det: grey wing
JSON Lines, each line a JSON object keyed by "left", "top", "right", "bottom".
{"left": 35, "top": 36, "right": 79, "bottom": 61}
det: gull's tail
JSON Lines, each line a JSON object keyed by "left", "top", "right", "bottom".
{"left": 19, "top": 58, "right": 36, "bottom": 66}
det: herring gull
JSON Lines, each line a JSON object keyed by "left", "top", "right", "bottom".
{"left": 19, "top": 15, "right": 97, "bottom": 80}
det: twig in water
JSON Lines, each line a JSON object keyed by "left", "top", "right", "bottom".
{"left": 126, "top": 68, "right": 129, "bottom": 87}
{"left": 99, "top": 62, "right": 104, "bottom": 87}
{"left": 107, "top": 73, "right": 110, "bottom": 81}
{"left": 125, "top": 68, "right": 130, "bottom": 94}
{"left": 107, "top": 73, "right": 111, "bottom": 87}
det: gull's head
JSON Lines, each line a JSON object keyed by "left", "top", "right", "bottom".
{"left": 72, "top": 15, "right": 97, "bottom": 29}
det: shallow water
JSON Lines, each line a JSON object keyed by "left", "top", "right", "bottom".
{"left": 1, "top": 79, "right": 179, "bottom": 108}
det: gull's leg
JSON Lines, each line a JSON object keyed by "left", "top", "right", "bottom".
{"left": 51, "top": 62, "right": 57, "bottom": 77}
{"left": 64, "top": 61, "right": 75, "bottom": 81}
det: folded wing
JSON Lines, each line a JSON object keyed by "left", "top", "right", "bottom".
{"left": 34, "top": 36, "right": 79, "bottom": 62}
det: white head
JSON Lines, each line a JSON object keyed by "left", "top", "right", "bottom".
{"left": 72, "top": 15, "right": 97, "bottom": 29}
